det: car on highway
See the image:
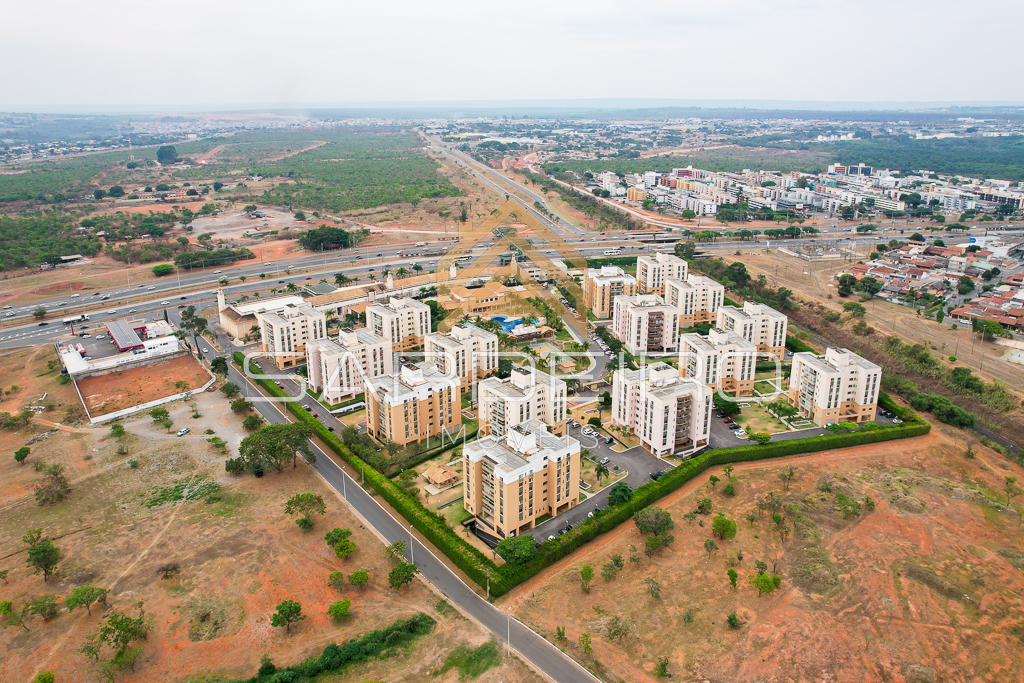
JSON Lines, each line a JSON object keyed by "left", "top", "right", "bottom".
{"left": 3, "top": 312, "right": 13, "bottom": 317}
{"left": 180, "top": 296, "right": 187, "bottom": 300}
{"left": 106, "top": 309, "right": 117, "bottom": 314}
{"left": 1, "top": 305, "right": 10, "bottom": 309}
{"left": 128, "top": 309, "right": 136, "bottom": 313}
{"left": 58, "top": 301, "right": 67, "bottom": 306}
{"left": 160, "top": 301, "right": 170, "bottom": 305}
{"left": 305, "top": 276, "right": 312, "bottom": 280}
{"left": 38, "top": 322, "right": 48, "bottom": 326}
{"left": 147, "top": 286, "right": 155, "bottom": 290}
{"left": 213, "top": 270, "right": 222, "bottom": 274}
{"left": 356, "top": 256, "right": 362, "bottom": 259}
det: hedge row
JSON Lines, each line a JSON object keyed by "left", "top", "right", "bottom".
{"left": 785, "top": 335, "right": 815, "bottom": 353}
{"left": 234, "top": 353, "right": 928, "bottom": 597}
{"left": 489, "top": 392, "right": 928, "bottom": 588}
{"left": 230, "top": 613, "right": 436, "bottom": 683}
{"left": 232, "top": 353, "right": 504, "bottom": 593}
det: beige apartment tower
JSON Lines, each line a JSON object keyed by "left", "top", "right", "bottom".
{"left": 365, "top": 363, "right": 459, "bottom": 446}
{"left": 366, "top": 297, "right": 432, "bottom": 352}
{"left": 463, "top": 419, "right": 581, "bottom": 539}
{"left": 477, "top": 365, "right": 568, "bottom": 438}
{"left": 787, "top": 347, "right": 881, "bottom": 427}
{"left": 583, "top": 265, "right": 637, "bottom": 319}
{"left": 716, "top": 301, "right": 788, "bottom": 358}
{"left": 305, "top": 328, "right": 393, "bottom": 404}
{"left": 423, "top": 322, "right": 499, "bottom": 395}
{"left": 679, "top": 328, "right": 756, "bottom": 396}
{"left": 664, "top": 274, "right": 725, "bottom": 327}
{"left": 258, "top": 303, "right": 328, "bottom": 369}
{"left": 637, "top": 252, "right": 689, "bottom": 295}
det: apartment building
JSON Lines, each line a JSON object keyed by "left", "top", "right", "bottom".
{"left": 463, "top": 419, "right": 581, "bottom": 539}
{"left": 611, "top": 362, "right": 713, "bottom": 457}
{"left": 583, "top": 265, "right": 637, "bottom": 319}
{"left": 365, "top": 362, "right": 459, "bottom": 446}
{"left": 306, "top": 327, "right": 393, "bottom": 405}
{"left": 716, "top": 301, "right": 788, "bottom": 357}
{"left": 664, "top": 274, "right": 725, "bottom": 327}
{"left": 258, "top": 303, "right": 328, "bottom": 369}
{"left": 636, "top": 252, "right": 689, "bottom": 295}
{"left": 611, "top": 294, "right": 680, "bottom": 355}
{"left": 423, "top": 322, "right": 499, "bottom": 394}
{"left": 679, "top": 327, "right": 756, "bottom": 395}
{"left": 787, "top": 347, "right": 881, "bottom": 427}
{"left": 477, "top": 365, "right": 568, "bottom": 438}
{"left": 366, "top": 297, "right": 432, "bottom": 352}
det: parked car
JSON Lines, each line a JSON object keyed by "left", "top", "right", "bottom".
{"left": 604, "top": 437, "right": 614, "bottom": 445}
{"left": 892, "top": 418, "right": 903, "bottom": 424}
{"left": 176, "top": 427, "right": 190, "bottom": 437}
{"left": 728, "top": 423, "right": 741, "bottom": 430}
{"left": 715, "top": 412, "right": 727, "bottom": 418}
{"left": 201, "top": 348, "right": 209, "bottom": 353}
{"left": 650, "top": 471, "right": 664, "bottom": 481}
{"left": 723, "top": 417, "right": 733, "bottom": 424}
{"left": 599, "top": 457, "right": 610, "bottom": 465}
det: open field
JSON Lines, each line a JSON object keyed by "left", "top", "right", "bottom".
{"left": 0, "top": 368, "right": 542, "bottom": 683}
{"left": 75, "top": 354, "right": 211, "bottom": 416}
{"left": 505, "top": 423, "right": 1024, "bottom": 683}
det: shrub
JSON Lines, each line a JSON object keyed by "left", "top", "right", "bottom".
{"left": 327, "top": 599, "right": 351, "bottom": 621}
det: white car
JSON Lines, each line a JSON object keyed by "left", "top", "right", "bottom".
{"left": 107, "top": 309, "right": 117, "bottom": 314}
{"left": 147, "top": 286, "right": 156, "bottom": 290}
{"left": 1, "top": 305, "right": 10, "bottom": 309}
{"left": 176, "top": 427, "right": 190, "bottom": 437}
{"left": 127, "top": 309, "right": 136, "bottom": 313}
{"left": 213, "top": 270, "right": 222, "bottom": 274}
{"left": 71, "top": 293, "right": 80, "bottom": 298}
{"left": 735, "top": 429, "right": 747, "bottom": 437}
{"left": 161, "top": 301, "right": 170, "bottom": 305}
{"left": 201, "top": 348, "right": 209, "bottom": 353}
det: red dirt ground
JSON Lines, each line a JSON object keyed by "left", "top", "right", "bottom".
{"left": 76, "top": 354, "right": 211, "bottom": 416}
{"left": 505, "top": 425, "right": 1024, "bottom": 683}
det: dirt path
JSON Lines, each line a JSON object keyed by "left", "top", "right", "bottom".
{"left": 195, "top": 144, "right": 227, "bottom": 163}
{"left": 268, "top": 141, "right": 327, "bottom": 161}
{"left": 639, "top": 143, "right": 737, "bottom": 159}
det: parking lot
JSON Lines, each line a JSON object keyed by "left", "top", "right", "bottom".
{"left": 527, "top": 421, "right": 666, "bottom": 542}
{"left": 60, "top": 323, "right": 122, "bottom": 360}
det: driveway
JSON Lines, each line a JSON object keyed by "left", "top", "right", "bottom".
{"left": 708, "top": 410, "right": 899, "bottom": 449}
{"left": 526, "top": 424, "right": 665, "bottom": 541}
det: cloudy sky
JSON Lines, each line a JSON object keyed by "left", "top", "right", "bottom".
{"left": 3, "top": 0, "right": 1021, "bottom": 111}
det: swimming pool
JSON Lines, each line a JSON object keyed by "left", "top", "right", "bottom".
{"left": 490, "top": 316, "right": 523, "bottom": 333}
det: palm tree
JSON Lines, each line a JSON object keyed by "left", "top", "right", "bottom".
{"left": 594, "top": 462, "right": 610, "bottom": 486}
{"left": 413, "top": 263, "right": 423, "bottom": 274}
{"left": 397, "top": 267, "right": 409, "bottom": 279}
{"left": 286, "top": 282, "right": 298, "bottom": 293}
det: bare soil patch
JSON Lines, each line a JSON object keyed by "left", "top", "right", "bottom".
{"left": 76, "top": 354, "right": 211, "bottom": 416}
{"left": 506, "top": 425, "right": 1024, "bottom": 683}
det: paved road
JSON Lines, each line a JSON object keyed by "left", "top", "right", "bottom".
{"left": 217, "top": 351, "right": 599, "bottom": 683}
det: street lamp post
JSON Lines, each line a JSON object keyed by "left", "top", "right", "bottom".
{"left": 409, "top": 524, "right": 414, "bottom": 564}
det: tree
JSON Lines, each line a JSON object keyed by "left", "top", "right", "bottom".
{"left": 0, "top": 600, "right": 28, "bottom": 631}
{"left": 334, "top": 538, "right": 356, "bottom": 560}
{"left": 15, "top": 446, "right": 29, "bottom": 464}
{"left": 601, "top": 561, "right": 617, "bottom": 582}
{"left": 696, "top": 497, "right": 713, "bottom": 514}
{"left": 728, "top": 568, "right": 738, "bottom": 588}
{"left": 594, "top": 462, "right": 610, "bottom": 486}
{"left": 327, "top": 599, "right": 351, "bottom": 621}
{"left": 32, "top": 306, "right": 46, "bottom": 319}
{"left": 210, "top": 357, "right": 228, "bottom": 376}
{"left": 150, "top": 407, "right": 169, "bottom": 423}
{"left": 156, "top": 146, "right": 180, "bottom": 164}
{"left": 750, "top": 432, "right": 771, "bottom": 445}
{"left": 324, "top": 528, "right": 352, "bottom": 547}
{"left": 230, "top": 397, "right": 253, "bottom": 413}
{"left": 65, "top": 585, "right": 109, "bottom": 615}
{"left": 633, "top": 506, "right": 674, "bottom": 536}
{"left": 843, "top": 301, "right": 866, "bottom": 317}
{"left": 284, "top": 492, "right": 326, "bottom": 529}
{"left": 93, "top": 189, "right": 107, "bottom": 200}
{"left": 386, "top": 540, "right": 406, "bottom": 563}
{"left": 22, "top": 528, "right": 43, "bottom": 546}
{"left": 711, "top": 515, "right": 738, "bottom": 540}
{"left": 704, "top": 538, "right": 718, "bottom": 559}
{"left": 25, "top": 594, "right": 59, "bottom": 620}
{"left": 270, "top": 600, "right": 305, "bottom": 633}
{"left": 242, "top": 414, "right": 264, "bottom": 431}
{"left": 749, "top": 573, "right": 782, "bottom": 596}
{"left": 152, "top": 264, "right": 174, "bottom": 277}
{"left": 496, "top": 535, "right": 537, "bottom": 567}
{"left": 608, "top": 482, "right": 632, "bottom": 505}
{"left": 34, "top": 673, "right": 55, "bottom": 683}
{"left": 645, "top": 577, "right": 661, "bottom": 599}
{"left": 110, "top": 424, "right": 125, "bottom": 439}
{"left": 220, "top": 382, "right": 240, "bottom": 397}
{"left": 578, "top": 631, "right": 592, "bottom": 654}
{"left": 161, "top": 418, "right": 174, "bottom": 433}
{"left": 727, "top": 612, "right": 742, "bottom": 628}
{"left": 709, "top": 474, "right": 720, "bottom": 488}
{"left": 388, "top": 561, "right": 418, "bottom": 590}
{"left": 35, "top": 464, "right": 71, "bottom": 505}
{"left": 579, "top": 564, "right": 594, "bottom": 592}
{"left": 237, "top": 423, "right": 314, "bottom": 474}
{"left": 1005, "top": 476, "right": 1020, "bottom": 507}
{"left": 349, "top": 570, "right": 369, "bottom": 588}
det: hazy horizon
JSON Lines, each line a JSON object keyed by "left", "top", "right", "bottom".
{"left": 4, "top": 0, "right": 1022, "bottom": 112}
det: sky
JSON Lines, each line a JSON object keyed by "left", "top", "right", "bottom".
{"left": 3, "top": 0, "right": 1022, "bottom": 112}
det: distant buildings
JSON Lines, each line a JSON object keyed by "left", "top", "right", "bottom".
{"left": 423, "top": 323, "right": 499, "bottom": 395}
{"left": 305, "top": 328, "right": 393, "bottom": 405}
{"left": 366, "top": 297, "right": 432, "bottom": 352}
{"left": 463, "top": 419, "right": 581, "bottom": 539}
{"left": 477, "top": 366, "right": 568, "bottom": 438}
{"left": 787, "top": 348, "right": 881, "bottom": 427}
{"left": 365, "top": 362, "right": 459, "bottom": 446}
{"left": 611, "top": 362, "right": 712, "bottom": 457}
{"left": 611, "top": 294, "right": 679, "bottom": 355}
{"left": 636, "top": 252, "right": 688, "bottom": 295}
{"left": 679, "top": 327, "right": 756, "bottom": 396}
{"left": 664, "top": 274, "right": 725, "bottom": 327}
{"left": 258, "top": 303, "right": 328, "bottom": 369}
{"left": 717, "top": 301, "right": 788, "bottom": 358}
{"left": 583, "top": 265, "right": 636, "bottom": 319}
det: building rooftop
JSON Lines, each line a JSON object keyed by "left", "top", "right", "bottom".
{"left": 367, "top": 362, "right": 457, "bottom": 404}
{"left": 796, "top": 347, "right": 880, "bottom": 374}
{"left": 105, "top": 319, "right": 146, "bottom": 351}
{"left": 465, "top": 418, "right": 578, "bottom": 483}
